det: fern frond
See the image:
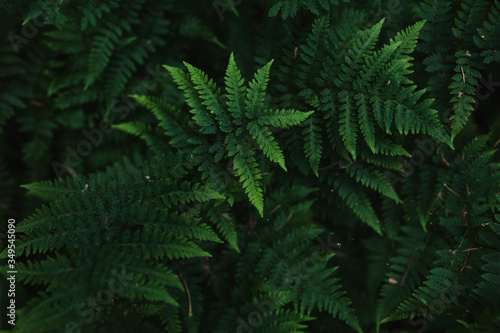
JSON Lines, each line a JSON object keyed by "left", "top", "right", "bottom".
{"left": 246, "top": 58, "right": 273, "bottom": 116}
{"left": 345, "top": 164, "right": 401, "bottom": 202}
{"left": 319, "top": 19, "right": 452, "bottom": 160}
{"left": 258, "top": 109, "right": 314, "bottom": 128}
{"left": 302, "top": 115, "right": 323, "bottom": 176}
{"left": 247, "top": 121, "right": 286, "bottom": 170}
{"left": 231, "top": 138, "right": 264, "bottom": 215}
{"left": 164, "top": 64, "right": 218, "bottom": 135}
{"left": 184, "top": 62, "right": 233, "bottom": 133}
{"left": 224, "top": 53, "right": 246, "bottom": 121}
{"left": 85, "top": 26, "right": 120, "bottom": 89}
{"left": 448, "top": 50, "right": 481, "bottom": 141}
{"left": 332, "top": 174, "right": 382, "bottom": 234}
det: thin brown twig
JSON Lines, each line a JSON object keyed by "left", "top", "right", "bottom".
{"left": 270, "top": 204, "right": 281, "bottom": 214}
{"left": 436, "top": 143, "right": 443, "bottom": 154}
{"left": 462, "top": 247, "right": 479, "bottom": 252}
{"left": 493, "top": 138, "right": 500, "bottom": 149}
{"left": 318, "top": 162, "right": 341, "bottom": 172}
{"left": 401, "top": 249, "right": 416, "bottom": 286}
{"left": 462, "top": 205, "right": 468, "bottom": 227}
{"left": 440, "top": 152, "right": 450, "bottom": 167}
{"left": 443, "top": 183, "right": 461, "bottom": 197}
{"left": 460, "top": 245, "right": 478, "bottom": 271}
{"left": 277, "top": 209, "right": 294, "bottom": 231}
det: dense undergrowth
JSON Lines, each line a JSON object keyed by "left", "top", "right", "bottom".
{"left": 1, "top": 0, "right": 500, "bottom": 332}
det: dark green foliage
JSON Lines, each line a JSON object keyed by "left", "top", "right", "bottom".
{"left": 1, "top": 0, "right": 500, "bottom": 332}
{"left": 269, "top": 0, "right": 349, "bottom": 19}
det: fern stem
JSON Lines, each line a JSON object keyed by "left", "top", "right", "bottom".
{"left": 179, "top": 273, "right": 193, "bottom": 317}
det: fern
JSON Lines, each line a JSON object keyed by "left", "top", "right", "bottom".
{"left": 3, "top": 1, "right": 500, "bottom": 332}
{"left": 376, "top": 135, "right": 500, "bottom": 329}
{"left": 322, "top": 19, "right": 451, "bottom": 159}
{"left": 205, "top": 185, "right": 362, "bottom": 332}
{"left": 162, "top": 53, "right": 312, "bottom": 216}
{"left": 1, "top": 153, "right": 225, "bottom": 332}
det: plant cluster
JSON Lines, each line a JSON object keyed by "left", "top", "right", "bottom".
{"left": 1, "top": 0, "right": 500, "bottom": 332}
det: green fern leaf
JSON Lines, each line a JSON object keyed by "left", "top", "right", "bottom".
{"left": 247, "top": 121, "right": 286, "bottom": 170}
{"left": 302, "top": 115, "right": 323, "bottom": 176}
{"left": 246, "top": 59, "right": 274, "bottom": 116}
